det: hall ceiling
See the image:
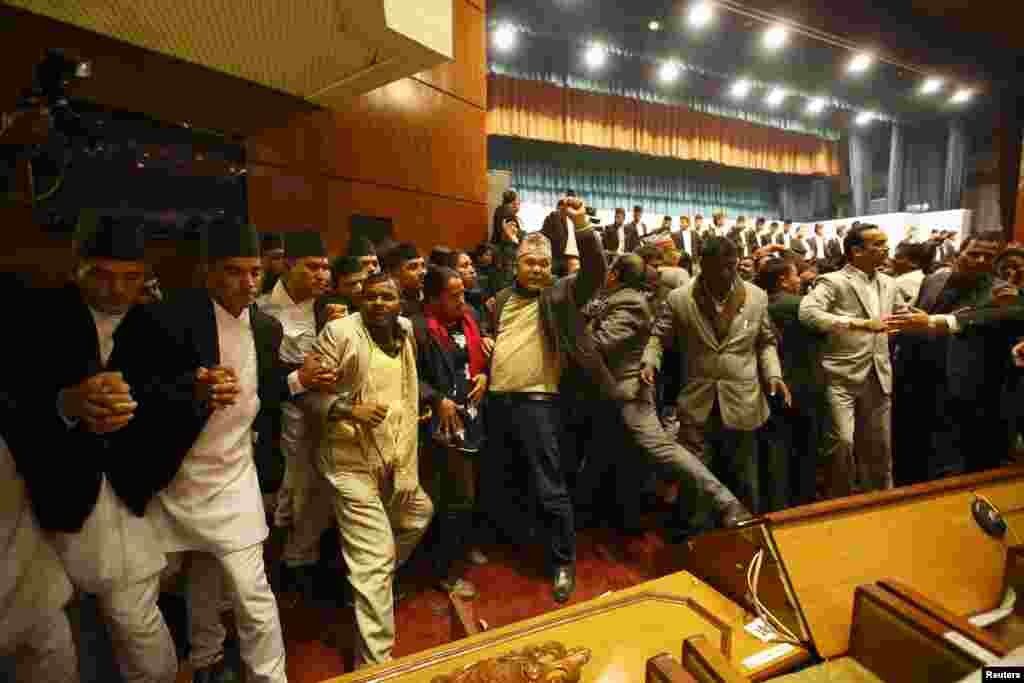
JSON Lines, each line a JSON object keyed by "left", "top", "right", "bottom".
{"left": 489, "top": 0, "right": 1019, "bottom": 125}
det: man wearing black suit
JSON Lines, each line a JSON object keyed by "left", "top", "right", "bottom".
{"left": 13, "top": 217, "right": 177, "bottom": 683}
{"left": 743, "top": 217, "right": 760, "bottom": 257}
{"left": 541, "top": 198, "right": 581, "bottom": 276}
{"left": 603, "top": 207, "right": 640, "bottom": 254}
{"left": 806, "top": 224, "right": 828, "bottom": 267}
{"left": 626, "top": 205, "right": 648, "bottom": 239}
{"left": 776, "top": 220, "right": 793, "bottom": 245}
{"left": 826, "top": 226, "right": 845, "bottom": 266}
{"left": 112, "top": 220, "right": 323, "bottom": 683}
{"left": 673, "top": 215, "right": 702, "bottom": 262}
{"left": 759, "top": 220, "right": 776, "bottom": 248}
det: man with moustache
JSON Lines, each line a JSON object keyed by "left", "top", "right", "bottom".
{"left": 603, "top": 208, "right": 640, "bottom": 255}
{"left": 112, "top": 220, "right": 323, "bottom": 683}
{"left": 308, "top": 273, "right": 435, "bottom": 668}
{"left": 260, "top": 233, "right": 287, "bottom": 295}
{"left": 347, "top": 236, "right": 381, "bottom": 276}
{"left": 383, "top": 242, "right": 427, "bottom": 317}
{"left": 331, "top": 255, "right": 369, "bottom": 310}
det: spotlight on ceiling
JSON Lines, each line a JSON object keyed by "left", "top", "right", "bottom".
{"left": 920, "top": 77, "right": 944, "bottom": 95}
{"left": 731, "top": 79, "right": 752, "bottom": 99}
{"left": 855, "top": 111, "right": 875, "bottom": 126}
{"left": 765, "top": 87, "right": 787, "bottom": 107}
{"left": 950, "top": 88, "right": 974, "bottom": 104}
{"left": 659, "top": 61, "right": 681, "bottom": 84}
{"left": 763, "top": 25, "right": 788, "bottom": 50}
{"left": 688, "top": 2, "right": 714, "bottom": 29}
{"left": 649, "top": 20, "right": 661, "bottom": 31}
{"left": 805, "top": 97, "right": 827, "bottom": 115}
{"left": 847, "top": 53, "right": 874, "bottom": 74}
{"left": 584, "top": 44, "right": 607, "bottom": 70}
{"left": 493, "top": 25, "right": 517, "bottom": 51}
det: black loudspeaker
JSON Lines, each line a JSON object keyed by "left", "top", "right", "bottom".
{"left": 350, "top": 214, "right": 394, "bottom": 249}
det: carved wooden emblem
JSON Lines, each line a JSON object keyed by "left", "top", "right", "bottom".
{"left": 430, "top": 642, "right": 592, "bottom": 683}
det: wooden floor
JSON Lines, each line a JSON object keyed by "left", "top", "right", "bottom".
{"left": 172, "top": 520, "right": 686, "bottom": 683}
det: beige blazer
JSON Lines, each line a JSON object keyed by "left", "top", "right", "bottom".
{"left": 798, "top": 265, "right": 897, "bottom": 394}
{"left": 644, "top": 281, "right": 782, "bottom": 431}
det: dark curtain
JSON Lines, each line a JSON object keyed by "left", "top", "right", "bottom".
{"left": 778, "top": 177, "right": 832, "bottom": 221}
{"left": 887, "top": 123, "right": 905, "bottom": 213}
{"left": 848, "top": 129, "right": 872, "bottom": 216}
{"left": 903, "top": 124, "right": 946, "bottom": 212}
{"left": 944, "top": 118, "right": 968, "bottom": 210}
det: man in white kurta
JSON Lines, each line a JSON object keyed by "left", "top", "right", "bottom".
{"left": 0, "top": 434, "right": 77, "bottom": 682}
{"left": 256, "top": 231, "right": 335, "bottom": 598}
{"left": 311, "top": 274, "right": 434, "bottom": 667}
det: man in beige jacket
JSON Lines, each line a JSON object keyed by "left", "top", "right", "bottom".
{"left": 311, "top": 272, "right": 434, "bottom": 668}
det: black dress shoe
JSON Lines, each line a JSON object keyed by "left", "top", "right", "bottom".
{"left": 720, "top": 502, "right": 755, "bottom": 528}
{"left": 552, "top": 565, "right": 576, "bottom": 603}
{"left": 192, "top": 659, "right": 239, "bottom": 683}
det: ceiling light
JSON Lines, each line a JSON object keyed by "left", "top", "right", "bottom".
{"left": 731, "top": 79, "right": 751, "bottom": 99}
{"left": 764, "top": 25, "right": 788, "bottom": 50}
{"left": 765, "top": 87, "right": 787, "bottom": 107}
{"left": 855, "top": 111, "right": 875, "bottom": 126}
{"left": 688, "top": 2, "right": 714, "bottom": 28}
{"left": 659, "top": 61, "right": 681, "bottom": 83}
{"left": 805, "top": 97, "right": 827, "bottom": 115}
{"left": 920, "top": 77, "right": 943, "bottom": 95}
{"left": 584, "top": 44, "right": 607, "bottom": 70}
{"left": 493, "top": 25, "right": 517, "bottom": 51}
{"left": 950, "top": 88, "right": 974, "bottom": 104}
{"left": 649, "top": 20, "right": 661, "bottom": 31}
{"left": 848, "top": 53, "right": 873, "bottom": 74}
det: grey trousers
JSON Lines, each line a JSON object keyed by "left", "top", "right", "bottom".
{"left": 618, "top": 386, "right": 739, "bottom": 513}
{"left": 824, "top": 373, "right": 893, "bottom": 498}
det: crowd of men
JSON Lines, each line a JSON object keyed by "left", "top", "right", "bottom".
{"left": 2, "top": 188, "right": 1023, "bottom": 683}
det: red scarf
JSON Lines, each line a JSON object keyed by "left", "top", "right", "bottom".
{"left": 423, "top": 304, "right": 487, "bottom": 378}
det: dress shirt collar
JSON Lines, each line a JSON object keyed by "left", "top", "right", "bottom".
{"left": 269, "top": 278, "right": 314, "bottom": 311}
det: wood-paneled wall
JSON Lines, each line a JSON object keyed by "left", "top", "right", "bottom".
{"left": 247, "top": 0, "right": 489, "bottom": 256}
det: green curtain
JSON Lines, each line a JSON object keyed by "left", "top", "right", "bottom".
{"left": 489, "top": 136, "right": 780, "bottom": 219}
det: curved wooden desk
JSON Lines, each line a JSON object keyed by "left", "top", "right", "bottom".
{"left": 320, "top": 572, "right": 810, "bottom": 683}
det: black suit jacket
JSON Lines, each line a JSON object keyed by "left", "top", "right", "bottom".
{"left": 672, "top": 229, "right": 703, "bottom": 259}
{"left": 7, "top": 285, "right": 109, "bottom": 532}
{"left": 602, "top": 223, "right": 641, "bottom": 253}
{"left": 759, "top": 233, "right": 773, "bottom": 248}
{"left": 587, "top": 286, "right": 653, "bottom": 401}
{"left": 541, "top": 211, "right": 569, "bottom": 262}
{"left": 109, "top": 289, "right": 291, "bottom": 513}
{"left": 745, "top": 230, "right": 759, "bottom": 254}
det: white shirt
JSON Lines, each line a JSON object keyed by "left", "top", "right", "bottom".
{"left": 563, "top": 217, "right": 580, "bottom": 258}
{"left": 256, "top": 279, "right": 311, "bottom": 397}
{"left": 616, "top": 224, "right": 626, "bottom": 254}
{"left": 88, "top": 306, "right": 127, "bottom": 367}
{"left": 679, "top": 229, "right": 694, "bottom": 255}
{"left": 151, "top": 299, "right": 267, "bottom": 554}
{"left": 811, "top": 236, "right": 824, "bottom": 260}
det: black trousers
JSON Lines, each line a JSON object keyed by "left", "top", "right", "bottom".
{"left": 485, "top": 395, "right": 576, "bottom": 568}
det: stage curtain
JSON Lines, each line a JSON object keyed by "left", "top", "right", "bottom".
{"left": 488, "top": 75, "right": 841, "bottom": 177}
{"left": 487, "top": 76, "right": 564, "bottom": 144}
{"left": 488, "top": 136, "right": 779, "bottom": 222}
{"left": 903, "top": 123, "right": 946, "bottom": 212}
{"left": 944, "top": 118, "right": 968, "bottom": 211}
{"left": 779, "top": 177, "right": 833, "bottom": 221}
{"left": 848, "top": 128, "right": 872, "bottom": 216}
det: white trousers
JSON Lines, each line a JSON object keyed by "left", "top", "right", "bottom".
{"left": 0, "top": 609, "right": 78, "bottom": 683}
{"left": 172, "top": 544, "right": 287, "bottom": 683}
{"left": 277, "top": 403, "right": 332, "bottom": 568}
{"left": 96, "top": 574, "right": 178, "bottom": 683}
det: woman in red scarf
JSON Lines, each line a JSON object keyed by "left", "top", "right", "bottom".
{"left": 415, "top": 266, "right": 489, "bottom": 600}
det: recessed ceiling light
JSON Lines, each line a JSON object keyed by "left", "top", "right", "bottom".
{"left": 649, "top": 20, "right": 661, "bottom": 31}
{"left": 848, "top": 53, "right": 874, "bottom": 74}
{"left": 950, "top": 88, "right": 974, "bottom": 104}
{"left": 731, "top": 79, "right": 752, "bottom": 99}
{"left": 920, "top": 77, "right": 943, "bottom": 95}
{"left": 806, "top": 97, "right": 827, "bottom": 115}
{"left": 855, "top": 111, "right": 875, "bottom": 126}
{"left": 764, "top": 25, "right": 788, "bottom": 50}
{"left": 688, "top": 2, "right": 714, "bottom": 29}
{"left": 493, "top": 25, "right": 517, "bottom": 51}
{"left": 765, "top": 87, "right": 788, "bottom": 107}
{"left": 659, "top": 61, "right": 681, "bottom": 83}
{"left": 584, "top": 44, "right": 607, "bottom": 70}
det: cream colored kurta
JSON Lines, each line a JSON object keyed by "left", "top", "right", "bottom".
{"left": 150, "top": 301, "right": 266, "bottom": 554}
{"left": 489, "top": 294, "right": 561, "bottom": 394}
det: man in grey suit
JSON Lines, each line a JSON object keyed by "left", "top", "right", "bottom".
{"left": 643, "top": 237, "right": 790, "bottom": 522}
{"left": 580, "top": 255, "right": 751, "bottom": 533}
{"left": 799, "top": 223, "right": 899, "bottom": 499}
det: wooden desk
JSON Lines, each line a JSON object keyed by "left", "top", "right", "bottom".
{"left": 320, "top": 572, "right": 810, "bottom": 683}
